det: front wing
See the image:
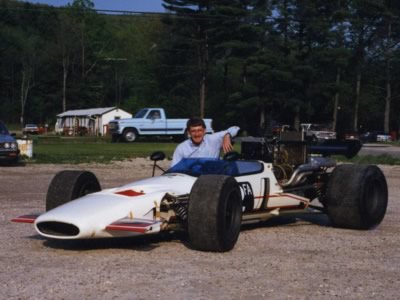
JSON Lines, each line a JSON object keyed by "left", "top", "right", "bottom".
{"left": 12, "top": 214, "right": 162, "bottom": 235}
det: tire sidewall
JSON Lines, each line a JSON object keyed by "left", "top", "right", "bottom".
{"left": 188, "top": 175, "right": 242, "bottom": 252}
{"left": 46, "top": 170, "right": 101, "bottom": 211}
{"left": 217, "top": 178, "right": 242, "bottom": 250}
{"left": 325, "top": 164, "right": 388, "bottom": 229}
{"left": 358, "top": 166, "right": 388, "bottom": 227}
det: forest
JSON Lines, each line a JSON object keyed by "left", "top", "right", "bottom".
{"left": 1, "top": 0, "right": 400, "bottom": 136}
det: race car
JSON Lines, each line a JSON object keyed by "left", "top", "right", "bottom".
{"left": 12, "top": 134, "right": 388, "bottom": 252}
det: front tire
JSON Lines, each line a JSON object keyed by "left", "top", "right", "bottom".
{"left": 46, "top": 170, "right": 101, "bottom": 211}
{"left": 188, "top": 175, "right": 242, "bottom": 252}
{"left": 325, "top": 164, "right": 388, "bottom": 229}
{"left": 123, "top": 128, "right": 138, "bottom": 142}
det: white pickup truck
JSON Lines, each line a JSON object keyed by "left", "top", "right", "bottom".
{"left": 108, "top": 108, "right": 213, "bottom": 142}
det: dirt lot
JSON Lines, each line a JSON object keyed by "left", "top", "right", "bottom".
{"left": 1, "top": 159, "right": 400, "bottom": 299}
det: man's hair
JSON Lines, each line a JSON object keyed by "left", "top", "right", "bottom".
{"left": 186, "top": 117, "right": 206, "bottom": 130}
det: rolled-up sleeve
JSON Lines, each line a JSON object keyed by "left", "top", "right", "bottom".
{"left": 226, "top": 126, "right": 240, "bottom": 138}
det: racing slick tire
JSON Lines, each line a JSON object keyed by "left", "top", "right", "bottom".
{"left": 46, "top": 170, "right": 101, "bottom": 211}
{"left": 325, "top": 164, "right": 388, "bottom": 229}
{"left": 188, "top": 175, "right": 242, "bottom": 252}
{"left": 123, "top": 128, "right": 138, "bottom": 142}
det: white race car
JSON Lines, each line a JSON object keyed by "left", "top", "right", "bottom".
{"left": 13, "top": 137, "right": 388, "bottom": 252}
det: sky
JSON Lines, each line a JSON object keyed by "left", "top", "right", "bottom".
{"left": 25, "top": 0, "right": 165, "bottom": 13}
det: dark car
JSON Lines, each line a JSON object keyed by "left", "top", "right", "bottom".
{"left": 360, "top": 131, "right": 391, "bottom": 143}
{"left": 0, "top": 121, "right": 19, "bottom": 164}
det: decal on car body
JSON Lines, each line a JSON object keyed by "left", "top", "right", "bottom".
{"left": 238, "top": 182, "right": 254, "bottom": 212}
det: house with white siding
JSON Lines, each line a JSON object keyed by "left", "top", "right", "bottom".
{"left": 55, "top": 107, "right": 132, "bottom": 136}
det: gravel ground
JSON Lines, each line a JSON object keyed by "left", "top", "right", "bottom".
{"left": 1, "top": 159, "right": 399, "bottom": 300}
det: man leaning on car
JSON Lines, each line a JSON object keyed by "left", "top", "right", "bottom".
{"left": 171, "top": 117, "right": 240, "bottom": 167}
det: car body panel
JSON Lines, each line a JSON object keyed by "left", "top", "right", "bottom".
{"left": 13, "top": 158, "right": 310, "bottom": 240}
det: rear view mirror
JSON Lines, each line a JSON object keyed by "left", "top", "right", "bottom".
{"left": 150, "top": 151, "right": 166, "bottom": 161}
{"left": 150, "top": 151, "right": 166, "bottom": 177}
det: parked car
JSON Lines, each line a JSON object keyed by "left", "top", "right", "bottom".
{"left": 0, "top": 121, "right": 19, "bottom": 164}
{"left": 23, "top": 124, "right": 39, "bottom": 135}
{"left": 360, "top": 131, "right": 391, "bottom": 143}
{"left": 301, "top": 123, "right": 337, "bottom": 141}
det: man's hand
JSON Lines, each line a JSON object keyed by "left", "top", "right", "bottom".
{"left": 222, "top": 133, "right": 233, "bottom": 153}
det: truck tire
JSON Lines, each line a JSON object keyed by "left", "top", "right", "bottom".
{"left": 325, "top": 164, "right": 388, "bottom": 229}
{"left": 188, "top": 175, "right": 242, "bottom": 252}
{"left": 123, "top": 128, "right": 138, "bottom": 142}
{"left": 46, "top": 170, "right": 101, "bottom": 211}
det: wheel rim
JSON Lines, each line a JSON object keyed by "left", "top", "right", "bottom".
{"left": 125, "top": 131, "right": 136, "bottom": 141}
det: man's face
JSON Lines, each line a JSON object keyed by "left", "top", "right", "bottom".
{"left": 188, "top": 125, "right": 206, "bottom": 145}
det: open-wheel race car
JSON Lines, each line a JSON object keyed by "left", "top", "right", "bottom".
{"left": 12, "top": 133, "right": 388, "bottom": 252}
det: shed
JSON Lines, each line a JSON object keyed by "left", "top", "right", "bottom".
{"left": 55, "top": 107, "right": 132, "bottom": 136}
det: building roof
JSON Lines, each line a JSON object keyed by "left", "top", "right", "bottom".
{"left": 57, "top": 107, "right": 117, "bottom": 117}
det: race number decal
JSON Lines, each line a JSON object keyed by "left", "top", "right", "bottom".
{"left": 238, "top": 182, "right": 254, "bottom": 212}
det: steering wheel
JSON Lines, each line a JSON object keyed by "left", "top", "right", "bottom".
{"left": 223, "top": 151, "right": 240, "bottom": 161}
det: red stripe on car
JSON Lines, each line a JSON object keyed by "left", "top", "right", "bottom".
{"left": 115, "top": 190, "right": 145, "bottom": 197}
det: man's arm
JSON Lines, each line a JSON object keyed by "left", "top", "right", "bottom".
{"left": 222, "top": 134, "right": 234, "bottom": 153}
{"left": 220, "top": 126, "right": 240, "bottom": 154}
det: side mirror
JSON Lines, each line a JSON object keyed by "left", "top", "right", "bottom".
{"left": 150, "top": 151, "right": 166, "bottom": 177}
{"left": 151, "top": 151, "right": 166, "bottom": 161}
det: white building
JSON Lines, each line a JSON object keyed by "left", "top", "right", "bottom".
{"left": 55, "top": 107, "right": 132, "bottom": 136}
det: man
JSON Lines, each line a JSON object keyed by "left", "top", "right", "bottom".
{"left": 148, "top": 110, "right": 161, "bottom": 119}
{"left": 171, "top": 117, "right": 240, "bottom": 167}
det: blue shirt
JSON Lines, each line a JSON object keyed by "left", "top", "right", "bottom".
{"left": 171, "top": 126, "right": 240, "bottom": 167}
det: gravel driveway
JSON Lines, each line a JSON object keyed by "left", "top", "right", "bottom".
{"left": 1, "top": 159, "right": 399, "bottom": 299}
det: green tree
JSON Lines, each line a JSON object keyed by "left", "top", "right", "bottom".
{"left": 162, "top": 0, "right": 219, "bottom": 118}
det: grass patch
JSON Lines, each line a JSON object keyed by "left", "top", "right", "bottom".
{"left": 26, "top": 137, "right": 177, "bottom": 164}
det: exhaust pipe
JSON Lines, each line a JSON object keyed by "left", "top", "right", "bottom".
{"left": 281, "top": 157, "right": 336, "bottom": 188}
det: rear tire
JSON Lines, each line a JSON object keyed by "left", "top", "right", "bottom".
{"left": 188, "top": 175, "right": 242, "bottom": 252}
{"left": 46, "top": 170, "right": 101, "bottom": 211}
{"left": 325, "top": 164, "right": 388, "bottom": 229}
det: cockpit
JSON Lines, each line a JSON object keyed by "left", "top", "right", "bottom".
{"left": 165, "top": 158, "right": 264, "bottom": 177}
